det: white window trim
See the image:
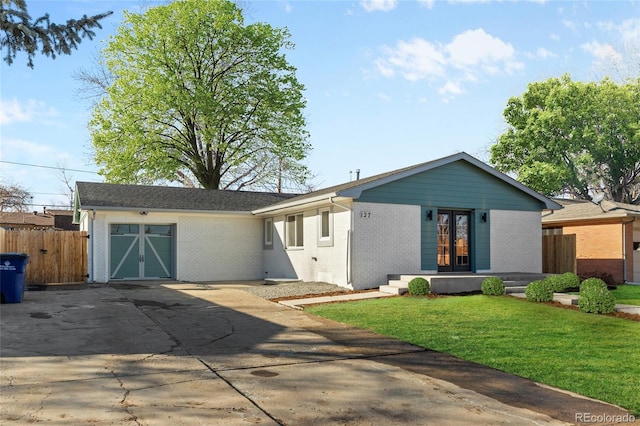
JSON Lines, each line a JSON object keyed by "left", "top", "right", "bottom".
{"left": 317, "top": 207, "right": 333, "bottom": 247}
{"left": 286, "top": 213, "right": 304, "bottom": 249}
{"left": 263, "top": 218, "right": 273, "bottom": 248}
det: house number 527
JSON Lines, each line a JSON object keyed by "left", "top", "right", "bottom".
{"left": 359, "top": 211, "right": 371, "bottom": 218}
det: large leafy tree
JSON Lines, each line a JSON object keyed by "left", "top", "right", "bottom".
{"left": 90, "top": 0, "right": 311, "bottom": 191}
{"left": 491, "top": 74, "right": 640, "bottom": 204}
{"left": 1, "top": 0, "right": 112, "bottom": 68}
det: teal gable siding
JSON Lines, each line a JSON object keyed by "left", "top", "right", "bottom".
{"left": 359, "top": 160, "right": 541, "bottom": 272}
{"left": 356, "top": 160, "right": 544, "bottom": 211}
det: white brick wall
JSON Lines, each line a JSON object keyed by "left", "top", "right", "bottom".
{"left": 264, "top": 205, "right": 352, "bottom": 287}
{"left": 351, "top": 202, "right": 421, "bottom": 289}
{"left": 83, "top": 210, "right": 263, "bottom": 283}
{"left": 489, "top": 209, "right": 542, "bottom": 273}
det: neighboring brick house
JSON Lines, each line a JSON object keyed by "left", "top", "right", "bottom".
{"left": 74, "top": 152, "right": 560, "bottom": 290}
{"left": 542, "top": 199, "right": 640, "bottom": 284}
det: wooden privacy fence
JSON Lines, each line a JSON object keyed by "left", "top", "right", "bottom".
{"left": 542, "top": 234, "right": 577, "bottom": 274}
{"left": 1, "top": 229, "right": 88, "bottom": 284}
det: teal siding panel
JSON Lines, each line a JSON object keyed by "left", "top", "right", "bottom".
{"left": 357, "top": 161, "right": 544, "bottom": 211}
{"left": 474, "top": 210, "right": 490, "bottom": 270}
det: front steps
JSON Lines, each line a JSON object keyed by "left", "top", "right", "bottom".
{"left": 380, "top": 273, "right": 550, "bottom": 295}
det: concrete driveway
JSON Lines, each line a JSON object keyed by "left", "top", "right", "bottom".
{"left": 0, "top": 282, "right": 632, "bottom": 425}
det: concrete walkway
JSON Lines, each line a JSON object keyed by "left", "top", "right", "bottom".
{"left": 1, "top": 282, "right": 634, "bottom": 425}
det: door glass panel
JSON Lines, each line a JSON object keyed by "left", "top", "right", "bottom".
{"left": 145, "top": 225, "right": 172, "bottom": 236}
{"left": 111, "top": 224, "right": 139, "bottom": 235}
{"left": 455, "top": 214, "right": 469, "bottom": 267}
{"left": 437, "top": 213, "right": 450, "bottom": 267}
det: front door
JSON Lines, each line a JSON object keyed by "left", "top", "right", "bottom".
{"left": 437, "top": 210, "right": 471, "bottom": 272}
{"left": 110, "top": 224, "right": 174, "bottom": 279}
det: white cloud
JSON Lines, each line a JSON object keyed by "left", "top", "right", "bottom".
{"left": 446, "top": 28, "right": 522, "bottom": 75}
{"left": 0, "top": 98, "right": 58, "bottom": 125}
{"left": 377, "top": 92, "right": 392, "bottom": 102}
{"left": 438, "top": 81, "right": 464, "bottom": 96}
{"left": 377, "top": 38, "right": 446, "bottom": 81}
{"left": 418, "top": 0, "right": 435, "bottom": 9}
{"left": 562, "top": 19, "right": 576, "bottom": 30}
{"left": 374, "top": 28, "right": 522, "bottom": 100}
{"left": 360, "top": 0, "right": 397, "bottom": 12}
{"left": 581, "top": 41, "right": 622, "bottom": 65}
{"left": 525, "top": 47, "right": 556, "bottom": 59}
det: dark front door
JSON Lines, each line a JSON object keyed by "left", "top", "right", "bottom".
{"left": 437, "top": 210, "right": 471, "bottom": 272}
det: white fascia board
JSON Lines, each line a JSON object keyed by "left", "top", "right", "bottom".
{"left": 251, "top": 193, "right": 341, "bottom": 215}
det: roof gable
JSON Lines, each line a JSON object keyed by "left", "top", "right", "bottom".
{"left": 255, "top": 152, "right": 560, "bottom": 213}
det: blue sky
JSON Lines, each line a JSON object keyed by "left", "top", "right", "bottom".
{"left": 1, "top": 0, "right": 639, "bottom": 209}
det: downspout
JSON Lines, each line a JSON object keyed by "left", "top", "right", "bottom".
{"left": 89, "top": 209, "right": 96, "bottom": 283}
{"left": 622, "top": 218, "right": 636, "bottom": 283}
{"left": 330, "top": 197, "right": 352, "bottom": 285}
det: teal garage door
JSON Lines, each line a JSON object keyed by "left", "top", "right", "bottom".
{"left": 110, "top": 224, "right": 174, "bottom": 279}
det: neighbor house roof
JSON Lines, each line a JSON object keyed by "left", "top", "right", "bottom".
{"left": 542, "top": 198, "right": 640, "bottom": 225}
{"left": 0, "top": 211, "right": 55, "bottom": 229}
{"left": 75, "top": 182, "right": 298, "bottom": 213}
{"left": 253, "top": 152, "right": 561, "bottom": 213}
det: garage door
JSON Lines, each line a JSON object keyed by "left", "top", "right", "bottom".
{"left": 110, "top": 224, "right": 174, "bottom": 280}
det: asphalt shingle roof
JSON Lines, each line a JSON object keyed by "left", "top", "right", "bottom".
{"left": 75, "top": 182, "right": 299, "bottom": 212}
{"left": 543, "top": 198, "right": 640, "bottom": 223}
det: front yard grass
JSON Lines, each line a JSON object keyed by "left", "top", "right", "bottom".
{"left": 611, "top": 284, "right": 640, "bottom": 306}
{"left": 307, "top": 295, "right": 640, "bottom": 415}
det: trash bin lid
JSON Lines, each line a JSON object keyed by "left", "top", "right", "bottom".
{"left": 0, "top": 253, "right": 30, "bottom": 259}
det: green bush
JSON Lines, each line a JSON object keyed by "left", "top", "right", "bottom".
{"left": 408, "top": 277, "right": 430, "bottom": 296}
{"left": 525, "top": 279, "right": 554, "bottom": 302}
{"left": 481, "top": 277, "right": 505, "bottom": 295}
{"left": 546, "top": 272, "right": 580, "bottom": 292}
{"left": 579, "top": 278, "right": 616, "bottom": 314}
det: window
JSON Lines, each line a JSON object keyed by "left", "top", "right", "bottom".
{"left": 286, "top": 213, "right": 304, "bottom": 248}
{"left": 317, "top": 207, "right": 333, "bottom": 247}
{"left": 264, "top": 218, "right": 273, "bottom": 247}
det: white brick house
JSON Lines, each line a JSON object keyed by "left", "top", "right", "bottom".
{"left": 74, "top": 152, "right": 560, "bottom": 289}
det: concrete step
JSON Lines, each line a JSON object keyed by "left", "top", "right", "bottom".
{"left": 379, "top": 285, "right": 408, "bottom": 295}
{"left": 504, "top": 286, "right": 528, "bottom": 294}
{"left": 552, "top": 293, "right": 579, "bottom": 306}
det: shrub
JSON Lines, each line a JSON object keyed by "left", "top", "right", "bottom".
{"left": 578, "top": 278, "right": 616, "bottom": 314}
{"left": 408, "top": 277, "right": 430, "bottom": 296}
{"left": 525, "top": 279, "right": 554, "bottom": 302}
{"left": 481, "top": 277, "right": 505, "bottom": 295}
{"left": 546, "top": 272, "right": 580, "bottom": 293}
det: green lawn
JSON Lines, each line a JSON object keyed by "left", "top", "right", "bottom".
{"left": 307, "top": 295, "right": 640, "bottom": 415}
{"left": 612, "top": 285, "right": 640, "bottom": 306}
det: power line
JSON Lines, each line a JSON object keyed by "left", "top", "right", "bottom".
{"left": 0, "top": 160, "right": 100, "bottom": 174}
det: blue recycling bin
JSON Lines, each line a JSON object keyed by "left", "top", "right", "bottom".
{"left": 1, "top": 253, "right": 30, "bottom": 303}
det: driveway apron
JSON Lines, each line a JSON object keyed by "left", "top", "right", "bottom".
{"left": 0, "top": 282, "right": 629, "bottom": 425}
